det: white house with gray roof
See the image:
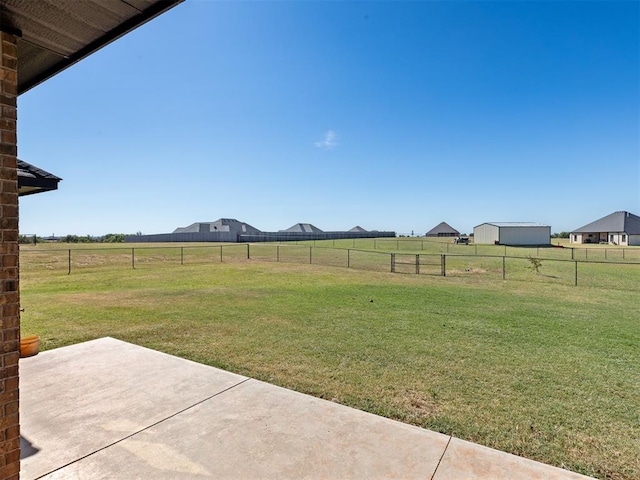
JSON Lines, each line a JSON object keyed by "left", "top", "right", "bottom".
{"left": 473, "top": 222, "right": 550, "bottom": 245}
{"left": 570, "top": 211, "right": 640, "bottom": 246}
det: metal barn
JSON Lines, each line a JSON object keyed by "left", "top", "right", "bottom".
{"left": 473, "top": 222, "right": 550, "bottom": 245}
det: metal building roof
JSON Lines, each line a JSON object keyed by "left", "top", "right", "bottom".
{"left": 477, "top": 222, "right": 549, "bottom": 228}
{"left": 571, "top": 211, "right": 640, "bottom": 235}
{"left": 1, "top": 0, "right": 183, "bottom": 95}
{"left": 17, "top": 159, "right": 61, "bottom": 196}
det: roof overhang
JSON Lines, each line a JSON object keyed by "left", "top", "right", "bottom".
{"left": 1, "top": 0, "right": 184, "bottom": 95}
{"left": 17, "top": 159, "right": 61, "bottom": 196}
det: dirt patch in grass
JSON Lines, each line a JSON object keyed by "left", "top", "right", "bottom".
{"left": 399, "top": 389, "right": 441, "bottom": 421}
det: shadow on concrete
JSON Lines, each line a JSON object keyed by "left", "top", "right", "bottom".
{"left": 20, "top": 435, "right": 40, "bottom": 459}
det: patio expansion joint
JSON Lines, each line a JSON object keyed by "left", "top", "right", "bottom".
{"left": 429, "top": 435, "right": 452, "bottom": 480}
{"left": 33, "top": 377, "right": 252, "bottom": 480}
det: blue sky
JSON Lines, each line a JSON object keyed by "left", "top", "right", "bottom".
{"left": 18, "top": 0, "right": 639, "bottom": 236}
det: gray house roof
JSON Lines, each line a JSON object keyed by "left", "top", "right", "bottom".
{"left": 17, "top": 159, "right": 62, "bottom": 196}
{"left": 174, "top": 218, "right": 261, "bottom": 235}
{"left": 349, "top": 226, "right": 368, "bottom": 232}
{"left": 571, "top": 211, "right": 640, "bottom": 235}
{"left": 426, "top": 222, "right": 459, "bottom": 236}
{"left": 281, "top": 223, "right": 324, "bottom": 233}
{"left": 4, "top": 0, "right": 184, "bottom": 95}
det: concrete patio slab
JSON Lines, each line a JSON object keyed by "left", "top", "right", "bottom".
{"left": 20, "top": 338, "right": 247, "bottom": 479}
{"left": 433, "top": 437, "right": 591, "bottom": 480}
{"left": 39, "top": 379, "right": 450, "bottom": 479}
{"left": 20, "top": 337, "right": 594, "bottom": 480}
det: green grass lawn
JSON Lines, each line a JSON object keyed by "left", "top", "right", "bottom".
{"left": 19, "top": 245, "right": 640, "bottom": 479}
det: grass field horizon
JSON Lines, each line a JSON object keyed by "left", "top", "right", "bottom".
{"left": 19, "top": 242, "right": 639, "bottom": 479}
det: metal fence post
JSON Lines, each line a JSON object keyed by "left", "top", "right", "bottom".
{"left": 347, "top": 249, "right": 350, "bottom": 268}
{"left": 391, "top": 253, "right": 395, "bottom": 273}
{"left": 68, "top": 249, "right": 71, "bottom": 275}
{"left": 415, "top": 254, "right": 420, "bottom": 274}
{"left": 502, "top": 256, "right": 506, "bottom": 280}
{"left": 309, "top": 246, "right": 312, "bottom": 264}
{"left": 441, "top": 254, "right": 446, "bottom": 276}
{"left": 247, "top": 244, "right": 250, "bottom": 259}
{"left": 132, "top": 248, "right": 135, "bottom": 269}
{"left": 574, "top": 261, "right": 578, "bottom": 286}
{"left": 220, "top": 245, "right": 223, "bottom": 262}
{"left": 181, "top": 246, "right": 184, "bottom": 265}
{"left": 277, "top": 245, "right": 280, "bottom": 262}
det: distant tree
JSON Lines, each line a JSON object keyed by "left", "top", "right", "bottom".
{"left": 18, "top": 234, "right": 39, "bottom": 245}
{"left": 551, "top": 232, "right": 570, "bottom": 238}
{"left": 102, "top": 233, "right": 125, "bottom": 243}
{"left": 63, "top": 234, "right": 95, "bottom": 243}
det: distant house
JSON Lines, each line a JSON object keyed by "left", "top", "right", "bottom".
{"left": 173, "top": 218, "right": 261, "bottom": 235}
{"left": 128, "top": 219, "right": 396, "bottom": 243}
{"left": 280, "top": 223, "right": 324, "bottom": 233}
{"left": 570, "top": 211, "right": 640, "bottom": 246}
{"left": 473, "top": 222, "right": 550, "bottom": 245}
{"left": 425, "top": 222, "right": 459, "bottom": 237}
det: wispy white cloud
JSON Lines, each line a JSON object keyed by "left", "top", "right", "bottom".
{"left": 314, "top": 130, "right": 338, "bottom": 150}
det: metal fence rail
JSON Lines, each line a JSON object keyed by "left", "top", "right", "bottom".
{"left": 20, "top": 243, "right": 640, "bottom": 290}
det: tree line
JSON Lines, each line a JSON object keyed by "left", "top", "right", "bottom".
{"left": 19, "top": 233, "right": 128, "bottom": 244}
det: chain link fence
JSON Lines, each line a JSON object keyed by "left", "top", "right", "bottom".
{"left": 20, "top": 243, "right": 639, "bottom": 291}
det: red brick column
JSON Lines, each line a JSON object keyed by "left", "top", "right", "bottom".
{"left": 0, "top": 31, "right": 20, "bottom": 480}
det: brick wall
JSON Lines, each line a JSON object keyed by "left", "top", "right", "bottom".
{"left": 0, "top": 31, "right": 20, "bottom": 480}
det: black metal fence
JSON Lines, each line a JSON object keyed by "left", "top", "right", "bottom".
{"left": 20, "top": 243, "right": 639, "bottom": 290}
{"left": 319, "top": 238, "right": 640, "bottom": 262}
